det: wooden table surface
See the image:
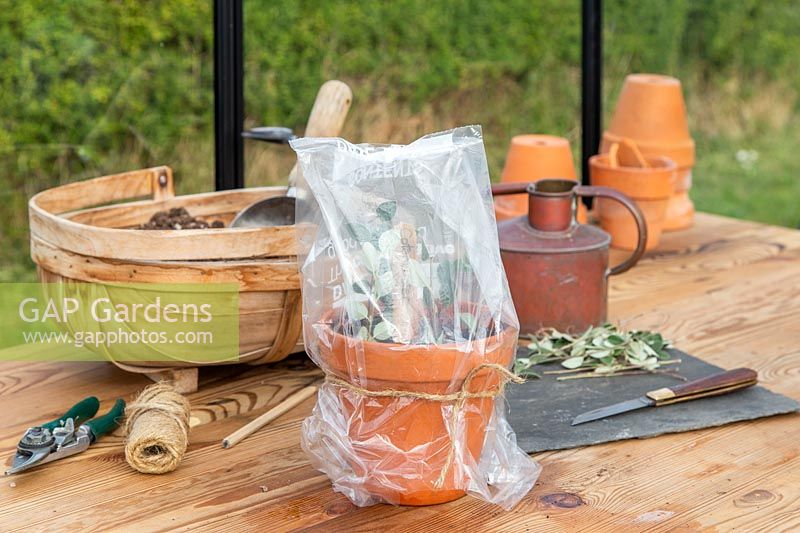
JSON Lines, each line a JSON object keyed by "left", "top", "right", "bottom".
{"left": 1, "top": 213, "right": 799, "bottom": 532}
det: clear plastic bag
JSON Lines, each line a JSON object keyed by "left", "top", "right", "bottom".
{"left": 291, "top": 126, "right": 540, "bottom": 509}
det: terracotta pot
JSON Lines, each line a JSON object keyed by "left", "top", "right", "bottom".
{"left": 495, "top": 134, "right": 587, "bottom": 223}
{"left": 589, "top": 152, "right": 676, "bottom": 251}
{"left": 316, "top": 319, "right": 517, "bottom": 506}
{"left": 601, "top": 74, "right": 695, "bottom": 230}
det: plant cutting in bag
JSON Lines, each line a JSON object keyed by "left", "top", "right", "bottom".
{"left": 291, "top": 126, "right": 540, "bottom": 509}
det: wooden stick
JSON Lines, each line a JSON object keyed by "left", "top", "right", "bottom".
{"left": 556, "top": 368, "right": 683, "bottom": 381}
{"left": 557, "top": 370, "right": 653, "bottom": 381}
{"left": 543, "top": 359, "right": 682, "bottom": 375}
{"left": 221, "top": 385, "right": 318, "bottom": 449}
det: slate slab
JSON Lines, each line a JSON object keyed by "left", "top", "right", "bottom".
{"left": 507, "top": 348, "right": 799, "bottom": 453}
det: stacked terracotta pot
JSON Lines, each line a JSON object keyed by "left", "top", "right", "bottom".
{"left": 590, "top": 139, "right": 676, "bottom": 250}
{"left": 600, "top": 73, "right": 695, "bottom": 231}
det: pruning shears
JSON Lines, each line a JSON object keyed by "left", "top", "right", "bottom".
{"left": 5, "top": 396, "right": 125, "bottom": 476}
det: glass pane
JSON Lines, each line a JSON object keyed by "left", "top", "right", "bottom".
{"left": 242, "top": 1, "right": 583, "bottom": 188}
{"left": 605, "top": 1, "right": 800, "bottom": 228}
{"left": 242, "top": 1, "right": 800, "bottom": 229}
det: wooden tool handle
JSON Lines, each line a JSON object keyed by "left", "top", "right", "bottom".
{"left": 303, "top": 80, "right": 353, "bottom": 137}
{"left": 288, "top": 80, "right": 353, "bottom": 186}
{"left": 646, "top": 368, "right": 758, "bottom": 406}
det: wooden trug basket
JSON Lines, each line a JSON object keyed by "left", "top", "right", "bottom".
{"left": 28, "top": 165, "right": 303, "bottom": 392}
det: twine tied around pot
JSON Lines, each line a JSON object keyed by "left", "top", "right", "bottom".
{"left": 325, "top": 362, "right": 525, "bottom": 489}
{"left": 124, "top": 382, "right": 191, "bottom": 474}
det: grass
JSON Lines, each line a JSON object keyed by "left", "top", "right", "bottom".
{"left": 693, "top": 129, "right": 800, "bottom": 228}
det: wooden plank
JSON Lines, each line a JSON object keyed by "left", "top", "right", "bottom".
{"left": 31, "top": 237, "right": 300, "bottom": 291}
{"left": 1, "top": 212, "right": 800, "bottom": 531}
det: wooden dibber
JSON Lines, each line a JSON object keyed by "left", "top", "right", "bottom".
{"left": 287, "top": 79, "right": 353, "bottom": 184}
{"left": 221, "top": 385, "right": 318, "bottom": 449}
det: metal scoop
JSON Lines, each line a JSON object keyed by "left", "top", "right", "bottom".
{"left": 231, "top": 80, "right": 353, "bottom": 228}
{"left": 231, "top": 190, "right": 297, "bottom": 228}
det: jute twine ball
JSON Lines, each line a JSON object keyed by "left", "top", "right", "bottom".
{"left": 124, "top": 382, "right": 190, "bottom": 474}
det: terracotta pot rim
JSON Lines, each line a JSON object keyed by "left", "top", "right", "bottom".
{"left": 319, "top": 319, "right": 511, "bottom": 351}
{"left": 315, "top": 313, "right": 517, "bottom": 384}
{"left": 590, "top": 155, "right": 675, "bottom": 199}
{"left": 589, "top": 154, "right": 677, "bottom": 174}
{"left": 602, "top": 131, "right": 695, "bottom": 151}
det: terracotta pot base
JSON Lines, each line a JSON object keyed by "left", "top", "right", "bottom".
{"left": 375, "top": 487, "right": 466, "bottom": 506}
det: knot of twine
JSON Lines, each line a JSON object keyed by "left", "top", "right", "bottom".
{"left": 125, "top": 382, "right": 191, "bottom": 474}
{"left": 325, "top": 362, "right": 524, "bottom": 489}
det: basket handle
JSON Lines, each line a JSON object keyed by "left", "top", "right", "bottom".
{"left": 32, "top": 166, "right": 175, "bottom": 215}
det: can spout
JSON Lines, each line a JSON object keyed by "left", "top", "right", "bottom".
{"left": 527, "top": 179, "right": 579, "bottom": 232}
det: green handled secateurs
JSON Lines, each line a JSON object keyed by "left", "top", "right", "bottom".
{"left": 5, "top": 396, "right": 125, "bottom": 476}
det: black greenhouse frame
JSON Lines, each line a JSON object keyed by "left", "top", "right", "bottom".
{"left": 213, "top": 0, "right": 602, "bottom": 190}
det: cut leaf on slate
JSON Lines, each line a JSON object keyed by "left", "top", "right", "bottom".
{"left": 515, "top": 324, "right": 674, "bottom": 378}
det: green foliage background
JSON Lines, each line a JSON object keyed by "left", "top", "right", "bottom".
{"left": 2, "top": 0, "right": 799, "bottom": 279}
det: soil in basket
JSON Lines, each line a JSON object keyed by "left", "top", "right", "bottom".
{"left": 137, "top": 207, "right": 225, "bottom": 230}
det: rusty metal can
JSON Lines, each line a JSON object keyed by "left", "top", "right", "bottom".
{"left": 492, "top": 179, "right": 647, "bottom": 334}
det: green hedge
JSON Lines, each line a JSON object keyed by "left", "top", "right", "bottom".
{"left": 1, "top": 0, "right": 799, "bottom": 278}
{"left": 4, "top": 1, "right": 798, "bottom": 179}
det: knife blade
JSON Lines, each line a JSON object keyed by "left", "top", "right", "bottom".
{"left": 571, "top": 367, "right": 758, "bottom": 426}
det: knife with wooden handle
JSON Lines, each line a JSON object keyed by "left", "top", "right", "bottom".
{"left": 571, "top": 368, "right": 758, "bottom": 426}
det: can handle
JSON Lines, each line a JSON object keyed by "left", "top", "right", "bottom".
{"left": 574, "top": 185, "right": 647, "bottom": 276}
